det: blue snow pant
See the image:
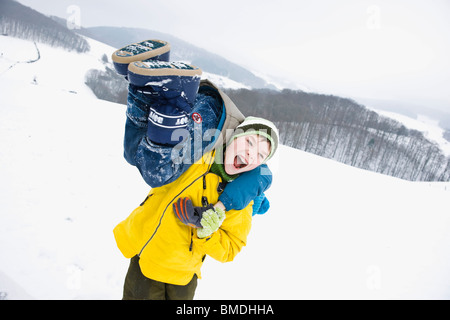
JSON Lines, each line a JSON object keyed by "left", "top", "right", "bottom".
{"left": 123, "top": 83, "right": 224, "bottom": 188}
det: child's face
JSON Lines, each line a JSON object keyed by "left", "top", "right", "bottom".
{"left": 224, "top": 134, "right": 271, "bottom": 175}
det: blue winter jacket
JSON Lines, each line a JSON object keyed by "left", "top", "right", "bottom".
{"left": 123, "top": 82, "right": 272, "bottom": 214}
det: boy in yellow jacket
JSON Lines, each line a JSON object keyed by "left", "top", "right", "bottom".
{"left": 112, "top": 40, "right": 279, "bottom": 300}
{"left": 115, "top": 119, "right": 278, "bottom": 300}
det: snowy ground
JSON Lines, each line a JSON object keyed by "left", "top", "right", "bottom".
{"left": 1, "top": 35, "right": 450, "bottom": 300}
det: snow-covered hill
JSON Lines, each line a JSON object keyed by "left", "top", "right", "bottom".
{"left": 1, "top": 35, "right": 450, "bottom": 300}
{"left": 375, "top": 110, "right": 450, "bottom": 157}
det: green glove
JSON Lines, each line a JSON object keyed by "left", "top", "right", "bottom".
{"left": 197, "top": 206, "right": 226, "bottom": 239}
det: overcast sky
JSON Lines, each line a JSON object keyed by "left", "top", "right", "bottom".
{"left": 18, "top": 0, "right": 450, "bottom": 110}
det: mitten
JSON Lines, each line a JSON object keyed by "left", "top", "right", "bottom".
{"left": 173, "top": 197, "right": 214, "bottom": 228}
{"left": 197, "top": 206, "right": 226, "bottom": 239}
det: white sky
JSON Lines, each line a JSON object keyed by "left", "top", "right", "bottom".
{"left": 17, "top": 0, "right": 450, "bottom": 111}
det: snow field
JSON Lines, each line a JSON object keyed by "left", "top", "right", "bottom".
{"left": 1, "top": 35, "right": 450, "bottom": 299}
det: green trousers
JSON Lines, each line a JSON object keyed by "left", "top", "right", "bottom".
{"left": 122, "top": 255, "right": 198, "bottom": 300}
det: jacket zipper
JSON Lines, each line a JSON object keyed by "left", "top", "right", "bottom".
{"left": 138, "top": 171, "right": 210, "bottom": 257}
{"left": 189, "top": 230, "right": 194, "bottom": 252}
{"left": 140, "top": 194, "right": 153, "bottom": 206}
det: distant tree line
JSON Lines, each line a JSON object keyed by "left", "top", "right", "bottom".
{"left": 0, "top": 0, "right": 90, "bottom": 53}
{"left": 85, "top": 55, "right": 128, "bottom": 104}
{"left": 225, "top": 88, "right": 450, "bottom": 181}
{"left": 85, "top": 65, "right": 450, "bottom": 181}
{"left": 82, "top": 54, "right": 450, "bottom": 182}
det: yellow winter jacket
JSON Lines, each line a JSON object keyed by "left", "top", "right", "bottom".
{"left": 113, "top": 151, "right": 253, "bottom": 285}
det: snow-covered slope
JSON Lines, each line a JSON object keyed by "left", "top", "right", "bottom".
{"left": 201, "top": 71, "right": 250, "bottom": 90}
{"left": 1, "top": 35, "right": 450, "bottom": 299}
{"left": 375, "top": 110, "right": 450, "bottom": 157}
{"left": 0, "top": 35, "right": 114, "bottom": 96}
{"left": 198, "top": 147, "right": 450, "bottom": 300}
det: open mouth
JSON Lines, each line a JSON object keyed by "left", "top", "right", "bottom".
{"left": 234, "top": 155, "right": 248, "bottom": 169}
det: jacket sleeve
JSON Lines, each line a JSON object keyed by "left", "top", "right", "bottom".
{"left": 219, "top": 164, "right": 272, "bottom": 211}
{"left": 193, "top": 204, "right": 253, "bottom": 263}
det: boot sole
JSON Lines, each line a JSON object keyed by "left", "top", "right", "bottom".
{"left": 128, "top": 61, "right": 202, "bottom": 77}
{"left": 128, "top": 61, "right": 202, "bottom": 87}
{"left": 112, "top": 40, "right": 170, "bottom": 75}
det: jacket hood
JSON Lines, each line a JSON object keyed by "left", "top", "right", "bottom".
{"left": 199, "top": 80, "right": 245, "bottom": 152}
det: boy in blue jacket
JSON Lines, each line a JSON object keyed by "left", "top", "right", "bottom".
{"left": 112, "top": 39, "right": 278, "bottom": 217}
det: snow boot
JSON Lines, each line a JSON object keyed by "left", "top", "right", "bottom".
{"left": 128, "top": 60, "right": 203, "bottom": 146}
{"left": 111, "top": 39, "right": 170, "bottom": 76}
